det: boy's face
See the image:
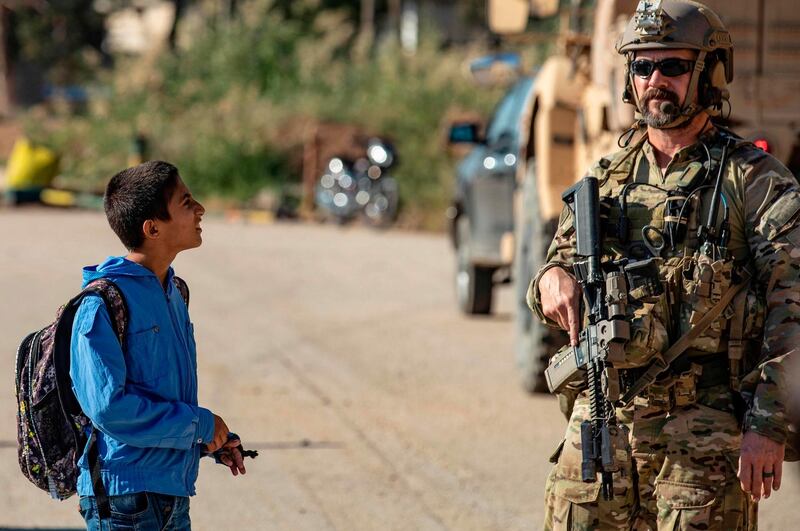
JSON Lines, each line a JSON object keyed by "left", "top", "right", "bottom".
{"left": 156, "top": 176, "right": 205, "bottom": 252}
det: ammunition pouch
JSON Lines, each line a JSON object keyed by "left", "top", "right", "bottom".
{"left": 618, "top": 258, "right": 670, "bottom": 369}
{"left": 619, "top": 355, "right": 730, "bottom": 410}
{"left": 679, "top": 253, "right": 735, "bottom": 354}
{"left": 625, "top": 305, "right": 669, "bottom": 368}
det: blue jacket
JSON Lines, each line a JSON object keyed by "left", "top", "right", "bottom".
{"left": 70, "top": 257, "right": 215, "bottom": 497}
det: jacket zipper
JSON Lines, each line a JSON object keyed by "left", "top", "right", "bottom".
{"left": 162, "top": 280, "right": 196, "bottom": 491}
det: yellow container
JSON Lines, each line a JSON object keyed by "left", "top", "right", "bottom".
{"left": 6, "top": 138, "right": 60, "bottom": 190}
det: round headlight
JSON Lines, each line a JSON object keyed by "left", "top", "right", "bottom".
{"left": 368, "top": 145, "right": 389, "bottom": 165}
{"left": 329, "top": 158, "right": 344, "bottom": 174}
{"left": 333, "top": 192, "right": 348, "bottom": 208}
{"left": 320, "top": 174, "right": 335, "bottom": 188}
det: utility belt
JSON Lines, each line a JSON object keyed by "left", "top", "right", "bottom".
{"left": 618, "top": 353, "right": 730, "bottom": 410}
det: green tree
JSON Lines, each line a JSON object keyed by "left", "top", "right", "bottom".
{"left": 9, "top": 0, "right": 109, "bottom": 84}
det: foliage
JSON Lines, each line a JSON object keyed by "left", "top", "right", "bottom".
{"left": 33, "top": 0, "right": 516, "bottom": 229}
{"left": 9, "top": 0, "right": 108, "bottom": 84}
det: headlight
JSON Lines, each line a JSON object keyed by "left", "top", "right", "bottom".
{"left": 368, "top": 144, "right": 389, "bottom": 165}
{"left": 356, "top": 190, "right": 371, "bottom": 205}
{"left": 339, "top": 174, "right": 353, "bottom": 189}
{"left": 333, "top": 192, "right": 349, "bottom": 208}
{"left": 329, "top": 158, "right": 344, "bottom": 174}
{"left": 320, "top": 174, "right": 335, "bottom": 188}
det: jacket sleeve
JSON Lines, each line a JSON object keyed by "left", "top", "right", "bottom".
{"left": 527, "top": 162, "right": 604, "bottom": 326}
{"left": 526, "top": 204, "right": 578, "bottom": 328}
{"left": 70, "top": 296, "right": 216, "bottom": 449}
{"left": 739, "top": 154, "right": 800, "bottom": 444}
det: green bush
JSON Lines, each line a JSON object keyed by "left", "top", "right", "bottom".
{"left": 33, "top": 0, "right": 514, "bottom": 229}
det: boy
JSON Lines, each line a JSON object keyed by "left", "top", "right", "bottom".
{"left": 70, "top": 161, "right": 244, "bottom": 530}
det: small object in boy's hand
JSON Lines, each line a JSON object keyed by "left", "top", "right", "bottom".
{"left": 239, "top": 448, "right": 259, "bottom": 459}
{"left": 211, "top": 446, "right": 258, "bottom": 464}
{"left": 210, "top": 433, "right": 258, "bottom": 463}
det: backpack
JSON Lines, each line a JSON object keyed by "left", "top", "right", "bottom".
{"left": 15, "top": 276, "right": 190, "bottom": 509}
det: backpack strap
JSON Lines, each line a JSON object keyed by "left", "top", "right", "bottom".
{"left": 82, "top": 279, "right": 129, "bottom": 343}
{"left": 172, "top": 276, "right": 190, "bottom": 308}
{"left": 54, "top": 279, "right": 128, "bottom": 521}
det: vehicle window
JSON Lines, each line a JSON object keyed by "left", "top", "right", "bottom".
{"left": 484, "top": 77, "right": 533, "bottom": 150}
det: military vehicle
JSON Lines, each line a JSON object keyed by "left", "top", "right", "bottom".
{"left": 448, "top": 75, "right": 535, "bottom": 315}
{"left": 462, "top": 0, "right": 800, "bottom": 392}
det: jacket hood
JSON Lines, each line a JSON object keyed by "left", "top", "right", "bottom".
{"left": 82, "top": 256, "right": 173, "bottom": 287}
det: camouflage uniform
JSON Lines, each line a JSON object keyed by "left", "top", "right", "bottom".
{"left": 529, "top": 128, "right": 799, "bottom": 530}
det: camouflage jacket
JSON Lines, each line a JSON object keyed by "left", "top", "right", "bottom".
{"left": 528, "top": 127, "right": 799, "bottom": 445}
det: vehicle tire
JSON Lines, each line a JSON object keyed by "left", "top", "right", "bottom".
{"left": 456, "top": 216, "right": 494, "bottom": 315}
{"left": 514, "top": 160, "right": 569, "bottom": 393}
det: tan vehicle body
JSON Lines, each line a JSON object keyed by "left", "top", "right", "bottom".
{"left": 491, "top": 0, "right": 800, "bottom": 392}
{"left": 494, "top": 0, "right": 800, "bottom": 220}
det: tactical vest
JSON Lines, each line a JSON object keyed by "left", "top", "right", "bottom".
{"left": 593, "top": 129, "right": 761, "bottom": 400}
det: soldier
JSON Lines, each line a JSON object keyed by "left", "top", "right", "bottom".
{"left": 528, "top": 1, "right": 798, "bottom": 529}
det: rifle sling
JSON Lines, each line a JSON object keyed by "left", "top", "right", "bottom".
{"left": 620, "top": 271, "right": 751, "bottom": 406}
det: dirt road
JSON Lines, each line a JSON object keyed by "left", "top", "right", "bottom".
{"left": 1, "top": 209, "right": 797, "bottom": 530}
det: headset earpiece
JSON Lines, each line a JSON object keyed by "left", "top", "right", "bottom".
{"left": 709, "top": 61, "right": 727, "bottom": 92}
{"left": 622, "top": 78, "right": 633, "bottom": 104}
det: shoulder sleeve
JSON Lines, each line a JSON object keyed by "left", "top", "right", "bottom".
{"left": 738, "top": 151, "right": 800, "bottom": 443}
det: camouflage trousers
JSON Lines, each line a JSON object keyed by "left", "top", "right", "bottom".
{"left": 543, "top": 386, "right": 758, "bottom": 530}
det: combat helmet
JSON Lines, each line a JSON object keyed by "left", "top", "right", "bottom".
{"left": 616, "top": 0, "right": 733, "bottom": 129}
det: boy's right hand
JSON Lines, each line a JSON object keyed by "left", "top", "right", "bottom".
{"left": 205, "top": 414, "right": 230, "bottom": 452}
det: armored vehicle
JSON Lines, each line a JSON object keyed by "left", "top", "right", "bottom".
{"left": 448, "top": 75, "right": 535, "bottom": 314}
{"left": 468, "top": 0, "right": 800, "bottom": 392}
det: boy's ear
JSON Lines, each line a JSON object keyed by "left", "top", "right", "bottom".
{"left": 142, "top": 219, "right": 159, "bottom": 240}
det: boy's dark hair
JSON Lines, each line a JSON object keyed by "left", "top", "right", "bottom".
{"left": 104, "top": 161, "right": 180, "bottom": 250}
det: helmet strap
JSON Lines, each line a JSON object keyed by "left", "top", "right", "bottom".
{"left": 679, "top": 50, "right": 707, "bottom": 119}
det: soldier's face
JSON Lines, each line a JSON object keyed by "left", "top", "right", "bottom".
{"left": 632, "top": 49, "right": 697, "bottom": 127}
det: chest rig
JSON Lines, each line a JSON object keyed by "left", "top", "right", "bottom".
{"left": 595, "top": 130, "right": 754, "bottom": 409}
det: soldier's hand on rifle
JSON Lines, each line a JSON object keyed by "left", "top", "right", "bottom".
{"left": 539, "top": 266, "right": 582, "bottom": 346}
{"left": 738, "top": 430, "right": 785, "bottom": 502}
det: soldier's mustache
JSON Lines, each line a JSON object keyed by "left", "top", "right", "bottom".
{"left": 642, "top": 88, "right": 680, "bottom": 112}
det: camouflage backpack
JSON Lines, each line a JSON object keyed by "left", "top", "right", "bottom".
{"left": 15, "top": 276, "right": 189, "bottom": 512}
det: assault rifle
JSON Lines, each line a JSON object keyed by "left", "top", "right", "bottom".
{"left": 543, "top": 175, "right": 635, "bottom": 500}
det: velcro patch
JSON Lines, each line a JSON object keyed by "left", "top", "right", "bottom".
{"left": 757, "top": 189, "right": 800, "bottom": 241}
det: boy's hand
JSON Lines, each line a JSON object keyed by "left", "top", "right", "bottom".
{"left": 216, "top": 438, "right": 247, "bottom": 476}
{"left": 206, "top": 414, "right": 230, "bottom": 452}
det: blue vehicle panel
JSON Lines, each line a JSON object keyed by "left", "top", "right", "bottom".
{"left": 454, "top": 76, "right": 535, "bottom": 265}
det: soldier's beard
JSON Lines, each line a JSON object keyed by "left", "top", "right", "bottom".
{"left": 641, "top": 88, "right": 681, "bottom": 128}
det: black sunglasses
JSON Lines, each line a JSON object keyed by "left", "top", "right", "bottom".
{"left": 630, "top": 58, "right": 695, "bottom": 78}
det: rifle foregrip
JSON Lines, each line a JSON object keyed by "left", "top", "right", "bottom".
{"left": 580, "top": 420, "right": 596, "bottom": 483}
